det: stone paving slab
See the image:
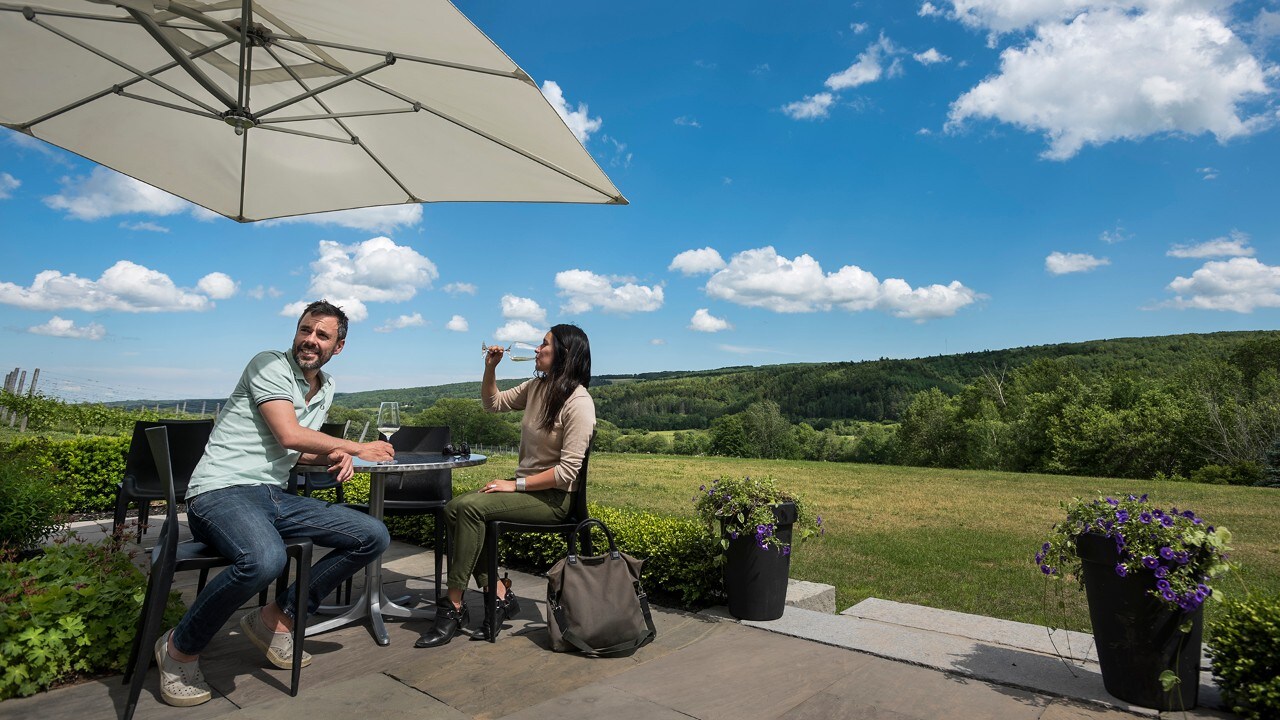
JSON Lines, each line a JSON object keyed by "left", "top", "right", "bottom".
{"left": 223, "top": 673, "right": 467, "bottom": 720}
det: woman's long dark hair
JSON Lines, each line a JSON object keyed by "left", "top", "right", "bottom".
{"left": 538, "top": 324, "right": 591, "bottom": 431}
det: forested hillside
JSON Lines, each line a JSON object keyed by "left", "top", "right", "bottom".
{"left": 589, "top": 330, "right": 1280, "bottom": 429}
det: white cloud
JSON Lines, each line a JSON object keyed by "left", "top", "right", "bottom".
{"left": 782, "top": 92, "right": 836, "bottom": 120}
{"left": 43, "top": 167, "right": 203, "bottom": 220}
{"left": 1166, "top": 257, "right": 1280, "bottom": 312}
{"left": 826, "top": 34, "right": 900, "bottom": 90}
{"left": 374, "top": 313, "right": 425, "bottom": 333}
{"left": 493, "top": 320, "right": 544, "bottom": 343}
{"left": 650, "top": 338, "right": 666, "bottom": 345}
{"left": 119, "top": 221, "right": 170, "bottom": 233}
{"left": 287, "top": 237, "right": 438, "bottom": 322}
{"left": 540, "top": 80, "right": 603, "bottom": 145}
{"left": 689, "top": 308, "right": 732, "bottom": 333}
{"left": 1197, "top": 166, "right": 1218, "bottom": 180}
{"left": 261, "top": 204, "right": 422, "bottom": 234}
{"left": 703, "top": 246, "right": 979, "bottom": 320}
{"left": 602, "top": 135, "right": 632, "bottom": 168}
{"left": 1099, "top": 225, "right": 1130, "bottom": 244}
{"left": 919, "top": 2, "right": 943, "bottom": 18}
{"left": 28, "top": 316, "right": 105, "bottom": 340}
{"left": 1167, "top": 231, "right": 1254, "bottom": 259}
{"left": 0, "top": 172, "right": 18, "bottom": 199}
{"left": 501, "top": 294, "right": 547, "bottom": 323}
{"left": 446, "top": 314, "right": 469, "bottom": 332}
{"left": 914, "top": 48, "right": 951, "bottom": 65}
{"left": 1045, "top": 251, "right": 1110, "bottom": 274}
{"left": 669, "top": 247, "right": 727, "bottom": 275}
{"left": 851, "top": 22, "right": 869, "bottom": 34}
{"left": 555, "top": 269, "right": 664, "bottom": 314}
{"left": 1252, "top": 9, "right": 1280, "bottom": 41}
{"left": 946, "top": 6, "right": 1272, "bottom": 160}
{"left": 674, "top": 116, "right": 702, "bottom": 128}
{"left": 0, "top": 260, "right": 213, "bottom": 312}
{"left": 444, "top": 282, "right": 477, "bottom": 295}
{"left": 248, "top": 285, "right": 282, "bottom": 300}
{"left": 197, "top": 272, "right": 238, "bottom": 299}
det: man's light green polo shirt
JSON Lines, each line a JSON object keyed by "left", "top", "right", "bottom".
{"left": 186, "top": 350, "right": 334, "bottom": 499}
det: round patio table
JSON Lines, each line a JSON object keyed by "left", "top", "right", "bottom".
{"left": 298, "top": 452, "right": 487, "bottom": 645}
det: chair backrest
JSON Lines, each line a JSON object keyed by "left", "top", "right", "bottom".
{"left": 567, "top": 432, "right": 596, "bottom": 523}
{"left": 124, "top": 419, "right": 214, "bottom": 496}
{"left": 386, "top": 426, "right": 451, "bottom": 502}
{"left": 319, "top": 420, "right": 350, "bottom": 440}
{"left": 143, "top": 426, "right": 182, "bottom": 571}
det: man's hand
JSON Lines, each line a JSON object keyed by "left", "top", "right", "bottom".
{"left": 327, "top": 450, "right": 355, "bottom": 483}
{"left": 355, "top": 440, "right": 395, "bottom": 463}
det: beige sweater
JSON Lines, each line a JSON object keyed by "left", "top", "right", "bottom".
{"left": 482, "top": 378, "right": 595, "bottom": 490}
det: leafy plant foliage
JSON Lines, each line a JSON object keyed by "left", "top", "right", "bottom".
{"left": 1209, "top": 593, "right": 1280, "bottom": 720}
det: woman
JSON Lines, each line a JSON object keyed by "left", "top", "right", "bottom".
{"left": 415, "top": 324, "right": 595, "bottom": 648}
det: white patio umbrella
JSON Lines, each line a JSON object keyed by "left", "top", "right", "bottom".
{"left": 0, "top": 0, "right": 626, "bottom": 222}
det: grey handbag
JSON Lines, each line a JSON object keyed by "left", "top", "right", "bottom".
{"left": 546, "top": 518, "right": 657, "bottom": 656}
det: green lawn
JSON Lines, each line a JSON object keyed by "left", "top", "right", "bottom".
{"left": 462, "top": 452, "right": 1280, "bottom": 633}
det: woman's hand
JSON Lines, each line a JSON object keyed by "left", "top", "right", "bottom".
{"left": 478, "top": 479, "right": 516, "bottom": 493}
{"left": 484, "top": 344, "right": 505, "bottom": 369}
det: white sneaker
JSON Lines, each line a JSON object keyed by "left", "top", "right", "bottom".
{"left": 240, "top": 609, "right": 312, "bottom": 670}
{"left": 154, "top": 630, "right": 212, "bottom": 707}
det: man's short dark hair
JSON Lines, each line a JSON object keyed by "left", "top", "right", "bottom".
{"left": 299, "top": 300, "right": 349, "bottom": 341}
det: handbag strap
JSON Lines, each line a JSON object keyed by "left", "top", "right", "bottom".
{"left": 552, "top": 582, "right": 657, "bottom": 657}
{"left": 566, "top": 517, "right": 619, "bottom": 562}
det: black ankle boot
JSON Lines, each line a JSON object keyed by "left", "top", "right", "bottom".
{"left": 473, "top": 583, "right": 520, "bottom": 641}
{"left": 415, "top": 598, "right": 468, "bottom": 648}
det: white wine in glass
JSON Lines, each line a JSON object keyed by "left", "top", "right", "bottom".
{"left": 481, "top": 341, "right": 537, "bottom": 362}
{"left": 376, "top": 402, "right": 401, "bottom": 440}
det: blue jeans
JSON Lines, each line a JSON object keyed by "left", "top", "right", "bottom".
{"left": 171, "top": 484, "right": 390, "bottom": 655}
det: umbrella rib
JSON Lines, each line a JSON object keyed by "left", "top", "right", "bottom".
{"left": 255, "top": 125, "right": 355, "bottom": 144}
{"left": 13, "top": 38, "right": 237, "bottom": 131}
{"left": 114, "top": 90, "right": 222, "bottom": 120}
{"left": 124, "top": 7, "right": 238, "bottom": 111}
{"left": 253, "top": 58, "right": 395, "bottom": 118}
{"left": 0, "top": 4, "right": 204, "bottom": 32}
{"left": 23, "top": 14, "right": 225, "bottom": 117}
{"left": 274, "top": 43, "right": 622, "bottom": 203}
{"left": 271, "top": 34, "right": 534, "bottom": 85}
{"left": 260, "top": 43, "right": 417, "bottom": 201}
{"left": 256, "top": 107, "right": 419, "bottom": 124}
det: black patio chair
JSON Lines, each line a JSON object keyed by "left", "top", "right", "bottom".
{"left": 112, "top": 419, "right": 213, "bottom": 536}
{"left": 121, "top": 426, "right": 313, "bottom": 720}
{"left": 481, "top": 433, "right": 595, "bottom": 642}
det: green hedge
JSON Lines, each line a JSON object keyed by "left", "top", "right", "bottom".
{"left": 1209, "top": 593, "right": 1280, "bottom": 720}
{"left": 2, "top": 436, "right": 129, "bottom": 513}
{"left": 0, "top": 537, "right": 183, "bottom": 699}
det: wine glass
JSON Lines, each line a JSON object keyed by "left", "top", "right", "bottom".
{"left": 376, "top": 402, "right": 401, "bottom": 441}
{"left": 481, "top": 341, "right": 537, "bottom": 362}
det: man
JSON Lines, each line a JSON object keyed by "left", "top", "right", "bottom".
{"left": 154, "top": 300, "right": 394, "bottom": 707}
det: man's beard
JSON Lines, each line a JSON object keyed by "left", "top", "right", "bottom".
{"left": 292, "top": 341, "right": 333, "bottom": 370}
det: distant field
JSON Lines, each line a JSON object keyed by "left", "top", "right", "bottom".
{"left": 465, "top": 452, "right": 1280, "bottom": 633}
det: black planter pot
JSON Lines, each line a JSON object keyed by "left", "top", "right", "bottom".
{"left": 724, "top": 502, "right": 796, "bottom": 621}
{"left": 1076, "top": 532, "right": 1204, "bottom": 711}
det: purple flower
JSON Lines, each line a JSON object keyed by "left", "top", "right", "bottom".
{"left": 1156, "top": 579, "right": 1171, "bottom": 591}
{"left": 816, "top": 515, "right": 824, "bottom": 526}
{"left": 1116, "top": 510, "right": 1130, "bottom": 523}
{"left": 782, "top": 546, "right": 791, "bottom": 557}
{"left": 729, "top": 531, "right": 739, "bottom": 540}
{"left": 1142, "top": 556, "right": 1159, "bottom": 569}
{"left": 1139, "top": 512, "right": 1153, "bottom": 524}
{"left": 1155, "top": 566, "right": 1168, "bottom": 579}
{"left": 1041, "top": 542, "right": 1051, "bottom": 553}
{"left": 1175, "top": 551, "right": 1190, "bottom": 565}
{"left": 1182, "top": 510, "right": 1196, "bottom": 520}
{"left": 1106, "top": 497, "right": 1119, "bottom": 506}
{"left": 1160, "top": 516, "right": 1174, "bottom": 527}
{"left": 1197, "top": 583, "right": 1210, "bottom": 594}
{"left": 1035, "top": 552, "right": 1045, "bottom": 564}
{"left": 1161, "top": 589, "right": 1176, "bottom": 602}
{"left": 1139, "top": 494, "right": 1149, "bottom": 502}
{"left": 1114, "top": 563, "right": 1128, "bottom": 577}
{"left": 1159, "top": 547, "right": 1175, "bottom": 560}
{"left": 1041, "top": 564, "right": 1055, "bottom": 575}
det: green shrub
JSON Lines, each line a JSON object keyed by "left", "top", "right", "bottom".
{"left": 2, "top": 436, "right": 129, "bottom": 512}
{"left": 0, "top": 445, "right": 71, "bottom": 551}
{"left": 1191, "top": 462, "right": 1264, "bottom": 486}
{"left": 0, "top": 536, "right": 183, "bottom": 699}
{"left": 1209, "top": 593, "right": 1280, "bottom": 720}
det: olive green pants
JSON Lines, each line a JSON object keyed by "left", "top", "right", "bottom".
{"left": 444, "top": 488, "right": 572, "bottom": 591}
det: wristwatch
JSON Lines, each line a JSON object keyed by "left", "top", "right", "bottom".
{"left": 515, "top": 478, "right": 526, "bottom": 492}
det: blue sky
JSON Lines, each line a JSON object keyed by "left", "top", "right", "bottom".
{"left": 3, "top": 0, "right": 1279, "bottom": 403}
